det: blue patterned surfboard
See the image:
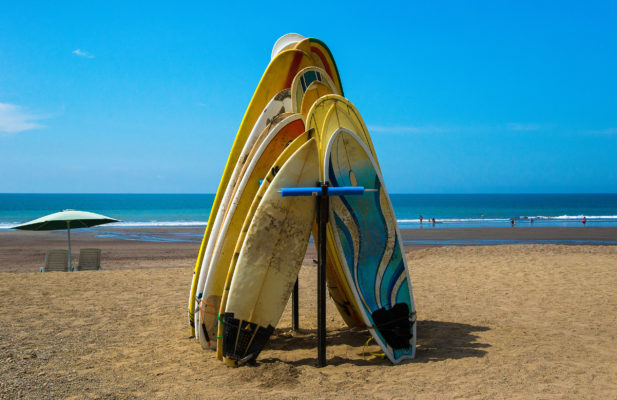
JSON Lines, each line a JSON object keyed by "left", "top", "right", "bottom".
{"left": 325, "top": 128, "right": 417, "bottom": 363}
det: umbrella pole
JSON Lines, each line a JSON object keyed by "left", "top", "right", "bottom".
{"left": 67, "top": 222, "right": 72, "bottom": 272}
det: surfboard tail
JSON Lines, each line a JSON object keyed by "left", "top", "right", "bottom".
{"left": 221, "top": 312, "right": 274, "bottom": 367}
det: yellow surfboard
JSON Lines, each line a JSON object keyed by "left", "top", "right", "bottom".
{"left": 293, "top": 38, "right": 344, "bottom": 97}
{"left": 216, "top": 130, "right": 314, "bottom": 360}
{"left": 311, "top": 95, "right": 380, "bottom": 168}
{"left": 300, "top": 81, "right": 335, "bottom": 117}
{"left": 221, "top": 138, "right": 319, "bottom": 366}
{"left": 195, "top": 94, "right": 292, "bottom": 348}
{"left": 197, "top": 114, "right": 305, "bottom": 349}
{"left": 188, "top": 49, "right": 317, "bottom": 335}
{"left": 304, "top": 95, "right": 382, "bottom": 328}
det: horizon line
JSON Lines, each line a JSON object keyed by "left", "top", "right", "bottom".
{"left": 2, "top": 192, "right": 617, "bottom": 196}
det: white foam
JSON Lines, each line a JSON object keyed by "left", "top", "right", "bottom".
{"left": 396, "top": 215, "right": 617, "bottom": 224}
{"left": 109, "top": 221, "right": 207, "bottom": 227}
{"left": 534, "top": 215, "right": 617, "bottom": 220}
{"left": 397, "top": 218, "right": 509, "bottom": 223}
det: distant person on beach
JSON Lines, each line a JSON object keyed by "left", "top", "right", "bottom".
{"left": 530, "top": 218, "right": 534, "bottom": 225}
{"left": 511, "top": 218, "right": 515, "bottom": 227}
{"left": 432, "top": 217, "right": 436, "bottom": 225}
{"left": 582, "top": 216, "right": 587, "bottom": 225}
{"left": 419, "top": 215, "right": 423, "bottom": 224}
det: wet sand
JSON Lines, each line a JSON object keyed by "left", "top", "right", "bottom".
{"left": 400, "top": 226, "right": 617, "bottom": 242}
{"left": 1, "top": 228, "right": 617, "bottom": 398}
{"left": 2, "top": 226, "right": 616, "bottom": 273}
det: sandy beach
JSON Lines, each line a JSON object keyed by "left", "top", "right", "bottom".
{"left": 1, "top": 228, "right": 617, "bottom": 398}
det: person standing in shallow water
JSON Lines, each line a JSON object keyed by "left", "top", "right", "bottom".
{"left": 511, "top": 218, "right": 515, "bottom": 227}
{"left": 419, "top": 215, "right": 423, "bottom": 225}
{"left": 582, "top": 216, "right": 587, "bottom": 225}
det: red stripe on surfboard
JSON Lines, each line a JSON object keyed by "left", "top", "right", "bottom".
{"left": 310, "top": 46, "right": 333, "bottom": 80}
{"left": 285, "top": 51, "right": 305, "bottom": 88}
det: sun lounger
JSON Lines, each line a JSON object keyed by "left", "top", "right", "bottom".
{"left": 41, "top": 249, "right": 70, "bottom": 272}
{"left": 75, "top": 248, "right": 103, "bottom": 271}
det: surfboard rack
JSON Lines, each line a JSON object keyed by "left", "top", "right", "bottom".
{"left": 282, "top": 182, "right": 366, "bottom": 367}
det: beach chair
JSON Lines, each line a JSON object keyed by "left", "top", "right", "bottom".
{"left": 41, "top": 249, "right": 70, "bottom": 272}
{"left": 75, "top": 248, "right": 103, "bottom": 271}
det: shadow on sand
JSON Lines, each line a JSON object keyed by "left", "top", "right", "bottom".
{"left": 259, "top": 320, "right": 490, "bottom": 367}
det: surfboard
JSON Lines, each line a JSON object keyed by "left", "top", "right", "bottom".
{"left": 197, "top": 114, "right": 305, "bottom": 349}
{"left": 293, "top": 38, "right": 344, "bottom": 96}
{"left": 305, "top": 94, "right": 386, "bottom": 328}
{"left": 221, "top": 138, "right": 319, "bottom": 366}
{"left": 300, "top": 81, "right": 335, "bottom": 117}
{"left": 271, "top": 33, "right": 305, "bottom": 60}
{"left": 290, "top": 66, "right": 339, "bottom": 113}
{"left": 325, "top": 128, "right": 416, "bottom": 363}
{"left": 195, "top": 112, "right": 296, "bottom": 349}
{"left": 308, "top": 94, "right": 380, "bottom": 169}
{"left": 194, "top": 90, "right": 292, "bottom": 347}
{"left": 188, "top": 49, "right": 316, "bottom": 335}
{"left": 214, "top": 130, "right": 315, "bottom": 361}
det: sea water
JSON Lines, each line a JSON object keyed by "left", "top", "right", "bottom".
{"left": 1, "top": 193, "right": 616, "bottom": 242}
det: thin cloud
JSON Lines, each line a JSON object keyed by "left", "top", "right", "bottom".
{"left": 72, "top": 49, "right": 94, "bottom": 59}
{"left": 0, "top": 103, "right": 45, "bottom": 135}
{"left": 505, "top": 123, "right": 542, "bottom": 131}
{"left": 368, "top": 125, "right": 454, "bottom": 134}
{"left": 584, "top": 128, "right": 617, "bottom": 135}
{"left": 369, "top": 122, "right": 547, "bottom": 135}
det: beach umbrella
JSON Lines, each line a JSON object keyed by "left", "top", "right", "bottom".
{"left": 12, "top": 210, "right": 120, "bottom": 271}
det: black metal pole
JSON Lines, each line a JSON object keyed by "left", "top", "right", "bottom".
{"left": 292, "top": 279, "right": 299, "bottom": 331}
{"left": 317, "top": 181, "right": 329, "bottom": 367}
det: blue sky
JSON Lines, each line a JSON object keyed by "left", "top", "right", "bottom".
{"left": 1, "top": 1, "right": 616, "bottom": 193}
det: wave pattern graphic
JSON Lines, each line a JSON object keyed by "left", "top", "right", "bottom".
{"left": 327, "top": 130, "right": 414, "bottom": 362}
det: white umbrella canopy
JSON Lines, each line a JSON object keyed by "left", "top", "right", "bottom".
{"left": 12, "top": 209, "right": 120, "bottom": 270}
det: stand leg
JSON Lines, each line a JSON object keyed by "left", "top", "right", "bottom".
{"left": 317, "top": 182, "right": 329, "bottom": 367}
{"left": 292, "top": 279, "right": 299, "bottom": 331}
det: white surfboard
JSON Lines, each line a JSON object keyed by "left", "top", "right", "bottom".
{"left": 221, "top": 138, "right": 319, "bottom": 366}
{"left": 271, "top": 33, "right": 305, "bottom": 60}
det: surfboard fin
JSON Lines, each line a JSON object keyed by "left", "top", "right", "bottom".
{"left": 371, "top": 303, "right": 414, "bottom": 350}
{"left": 222, "top": 312, "right": 274, "bottom": 364}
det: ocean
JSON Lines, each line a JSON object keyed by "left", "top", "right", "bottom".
{"left": 2, "top": 193, "right": 617, "bottom": 231}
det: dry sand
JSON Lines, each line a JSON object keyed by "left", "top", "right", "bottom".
{"left": 1, "top": 229, "right": 617, "bottom": 398}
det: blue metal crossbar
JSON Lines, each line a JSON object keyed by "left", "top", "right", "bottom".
{"left": 280, "top": 186, "right": 365, "bottom": 197}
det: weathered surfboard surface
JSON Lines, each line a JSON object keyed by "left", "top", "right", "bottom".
{"left": 194, "top": 90, "right": 292, "bottom": 348}
{"left": 215, "top": 131, "right": 315, "bottom": 360}
{"left": 198, "top": 114, "right": 305, "bottom": 349}
{"left": 325, "top": 128, "right": 416, "bottom": 363}
{"left": 221, "top": 138, "right": 319, "bottom": 366}
{"left": 188, "top": 48, "right": 317, "bottom": 335}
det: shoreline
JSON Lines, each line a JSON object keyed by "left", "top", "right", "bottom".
{"left": 1, "top": 226, "right": 616, "bottom": 273}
